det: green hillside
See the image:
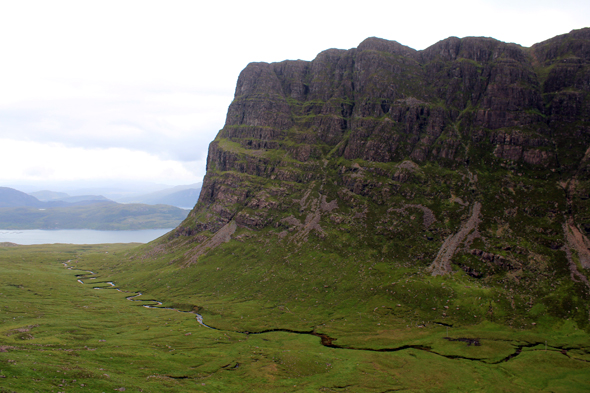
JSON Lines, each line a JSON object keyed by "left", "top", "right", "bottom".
{"left": 0, "top": 244, "right": 588, "bottom": 392}
{"left": 2, "top": 29, "right": 590, "bottom": 391}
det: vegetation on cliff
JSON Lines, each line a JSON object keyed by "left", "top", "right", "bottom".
{"left": 147, "top": 27, "right": 590, "bottom": 332}
{"left": 2, "top": 29, "right": 590, "bottom": 391}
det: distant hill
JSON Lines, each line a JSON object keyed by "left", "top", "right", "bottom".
{"left": 118, "top": 183, "right": 201, "bottom": 208}
{"left": 152, "top": 188, "right": 201, "bottom": 208}
{"left": 0, "top": 187, "right": 44, "bottom": 208}
{"left": 29, "top": 190, "right": 70, "bottom": 201}
{"left": 0, "top": 186, "right": 189, "bottom": 229}
{"left": 30, "top": 190, "right": 111, "bottom": 203}
{"left": 0, "top": 202, "right": 188, "bottom": 230}
{"left": 0, "top": 187, "right": 111, "bottom": 208}
{"left": 60, "top": 195, "right": 111, "bottom": 203}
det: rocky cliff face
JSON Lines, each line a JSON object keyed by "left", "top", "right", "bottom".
{"left": 158, "top": 28, "right": 590, "bottom": 327}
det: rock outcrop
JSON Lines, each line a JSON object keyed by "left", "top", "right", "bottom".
{"left": 429, "top": 202, "right": 482, "bottom": 276}
{"left": 164, "top": 28, "right": 590, "bottom": 289}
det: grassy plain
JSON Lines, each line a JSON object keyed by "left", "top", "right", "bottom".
{"left": 1, "top": 243, "right": 589, "bottom": 392}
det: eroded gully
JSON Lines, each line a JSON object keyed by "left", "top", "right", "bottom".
{"left": 62, "top": 261, "right": 589, "bottom": 365}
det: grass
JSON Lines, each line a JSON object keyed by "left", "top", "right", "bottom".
{"left": 1, "top": 243, "right": 589, "bottom": 392}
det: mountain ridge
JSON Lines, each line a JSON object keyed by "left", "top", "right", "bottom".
{"left": 2, "top": 29, "right": 588, "bottom": 393}
{"left": 117, "top": 183, "right": 202, "bottom": 208}
{"left": 176, "top": 27, "right": 590, "bottom": 238}
{"left": 0, "top": 187, "right": 189, "bottom": 230}
{"left": 131, "top": 28, "right": 590, "bottom": 332}
{"left": 30, "top": 190, "right": 111, "bottom": 203}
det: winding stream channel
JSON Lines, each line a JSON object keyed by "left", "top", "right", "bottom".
{"left": 62, "top": 261, "right": 589, "bottom": 365}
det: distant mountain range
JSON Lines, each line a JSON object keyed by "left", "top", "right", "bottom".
{"left": 0, "top": 187, "right": 190, "bottom": 230}
{"left": 0, "top": 187, "right": 109, "bottom": 208}
{"left": 29, "top": 190, "right": 111, "bottom": 204}
{"left": 6, "top": 180, "right": 203, "bottom": 206}
{"left": 28, "top": 190, "right": 70, "bottom": 201}
{"left": 3, "top": 183, "right": 203, "bottom": 209}
{"left": 116, "top": 183, "right": 202, "bottom": 208}
{"left": 0, "top": 187, "right": 46, "bottom": 208}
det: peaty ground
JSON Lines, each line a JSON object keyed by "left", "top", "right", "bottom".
{"left": 0, "top": 243, "right": 589, "bottom": 392}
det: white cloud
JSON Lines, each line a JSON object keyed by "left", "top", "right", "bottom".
{"left": 24, "top": 166, "right": 55, "bottom": 178}
{"left": 0, "top": 0, "right": 588, "bottom": 188}
{"left": 0, "top": 139, "right": 202, "bottom": 185}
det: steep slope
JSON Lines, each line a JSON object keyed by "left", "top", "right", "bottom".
{"left": 131, "top": 29, "right": 590, "bottom": 334}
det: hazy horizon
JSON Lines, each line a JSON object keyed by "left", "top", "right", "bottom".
{"left": 2, "top": 180, "right": 202, "bottom": 202}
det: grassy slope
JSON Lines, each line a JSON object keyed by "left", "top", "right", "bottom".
{"left": 5, "top": 126, "right": 581, "bottom": 390}
{"left": 2, "top": 244, "right": 588, "bottom": 392}
{"left": 3, "top": 39, "right": 590, "bottom": 391}
{"left": 151, "top": 152, "right": 590, "bottom": 330}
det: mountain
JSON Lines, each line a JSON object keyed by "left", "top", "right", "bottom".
{"left": 59, "top": 195, "right": 111, "bottom": 203}
{"left": 30, "top": 190, "right": 111, "bottom": 203}
{"left": 10, "top": 181, "right": 188, "bottom": 202}
{"left": 0, "top": 186, "right": 188, "bottom": 229}
{"left": 1, "top": 187, "right": 110, "bottom": 208}
{"left": 15, "top": 29, "right": 586, "bottom": 391}
{"left": 117, "top": 183, "right": 202, "bottom": 208}
{"left": 151, "top": 188, "right": 201, "bottom": 208}
{"left": 0, "top": 187, "right": 45, "bottom": 208}
{"left": 31, "top": 185, "right": 200, "bottom": 208}
{"left": 64, "top": 181, "right": 202, "bottom": 202}
{"left": 0, "top": 202, "right": 188, "bottom": 230}
{"left": 29, "top": 190, "right": 70, "bottom": 201}
{"left": 128, "top": 29, "right": 590, "bottom": 338}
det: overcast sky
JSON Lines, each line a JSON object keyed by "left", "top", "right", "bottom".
{"left": 0, "top": 0, "right": 588, "bottom": 191}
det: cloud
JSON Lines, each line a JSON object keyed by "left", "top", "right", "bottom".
{"left": 0, "top": 85, "right": 231, "bottom": 164}
{"left": 24, "top": 166, "right": 55, "bottom": 178}
{"left": 0, "top": 0, "right": 588, "bottom": 187}
{"left": 0, "top": 139, "right": 202, "bottom": 184}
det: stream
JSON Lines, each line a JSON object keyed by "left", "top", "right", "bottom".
{"left": 62, "top": 261, "right": 589, "bottom": 364}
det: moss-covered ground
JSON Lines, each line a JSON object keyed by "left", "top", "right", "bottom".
{"left": 1, "top": 243, "right": 589, "bottom": 392}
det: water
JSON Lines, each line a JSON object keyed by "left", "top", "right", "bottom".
{"left": 0, "top": 228, "right": 173, "bottom": 245}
